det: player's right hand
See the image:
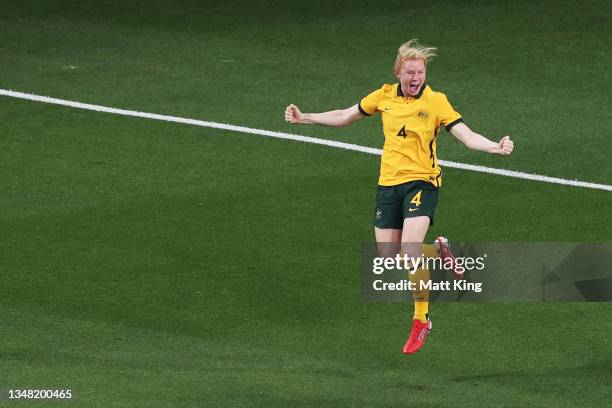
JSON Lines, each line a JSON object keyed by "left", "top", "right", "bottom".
{"left": 284, "top": 104, "right": 302, "bottom": 124}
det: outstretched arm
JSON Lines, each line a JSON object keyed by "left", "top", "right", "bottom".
{"left": 284, "top": 104, "right": 365, "bottom": 127}
{"left": 450, "top": 122, "right": 514, "bottom": 155}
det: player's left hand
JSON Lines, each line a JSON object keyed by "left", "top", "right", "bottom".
{"left": 497, "top": 135, "right": 514, "bottom": 155}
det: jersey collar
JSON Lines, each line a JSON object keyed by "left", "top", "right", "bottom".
{"left": 397, "top": 83, "right": 426, "bottom": 99}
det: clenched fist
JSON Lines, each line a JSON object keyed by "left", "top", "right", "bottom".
{"left": 497, "top": 136, "right": 514, "bottom": 155}
{"left": 284, "top": 104, "right": 302, "bottom": 124}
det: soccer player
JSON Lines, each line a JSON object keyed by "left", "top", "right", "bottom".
{"left": 284, "top": 39, "right": 514, "bottom": 354}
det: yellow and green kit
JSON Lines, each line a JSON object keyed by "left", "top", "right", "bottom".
{"left": 360, "top": 83, "right": 462, "bottom": 228}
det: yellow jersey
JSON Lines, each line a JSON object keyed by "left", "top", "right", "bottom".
{"left": 359, "top": 83, "right": 462, "bottom": 187}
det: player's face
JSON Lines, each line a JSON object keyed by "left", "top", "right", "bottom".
{"left": 397, "top": 59, "right": 427, "bottom": 96}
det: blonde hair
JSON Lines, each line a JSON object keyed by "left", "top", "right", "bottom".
{"left": 393, "top": 39, "right": 437, "bottom": 74}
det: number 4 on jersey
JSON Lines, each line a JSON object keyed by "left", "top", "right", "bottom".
{"left": 397, "top": 125, "right": 407, "bottom": 138}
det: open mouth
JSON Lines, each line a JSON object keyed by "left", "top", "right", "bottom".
{"left": 409, "top": 83, "right": 420, "bottom": 93}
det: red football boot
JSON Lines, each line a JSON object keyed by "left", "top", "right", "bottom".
{"left": 402, "top": 318, "right": 432, "bottom": 354}
{"left": 435, "top": 236, "right": 463, "bottom": 278}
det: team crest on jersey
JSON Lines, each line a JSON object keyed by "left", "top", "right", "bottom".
{"left": 418, "top": 111, "right": 429, "bottom": 119}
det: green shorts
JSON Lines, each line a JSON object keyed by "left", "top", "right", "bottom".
{"left": 374, "top": 180, "right": 439, "bottom": 229}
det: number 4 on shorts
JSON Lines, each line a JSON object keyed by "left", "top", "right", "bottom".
{"left": 411, "top": 190, "right": 422, "bottom": 206}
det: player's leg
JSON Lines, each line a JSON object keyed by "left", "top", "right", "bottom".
{"left": 401, "top": 215, "right": 434, "bottom": 354}
{"left": 399, "top": 181, "right": 439, "bottom": 354}
{"left": 401, "top": 215, "right": 431, "bottom": 322}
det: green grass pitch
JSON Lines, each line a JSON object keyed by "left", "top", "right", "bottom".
{"left": 1, "top": 0, "right": 611, "bottom": 406}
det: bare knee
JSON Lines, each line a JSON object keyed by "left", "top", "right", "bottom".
{"left": 375, "top": 227, "right": 401, "bottom": 257}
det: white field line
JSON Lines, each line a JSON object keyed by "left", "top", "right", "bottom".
{"left": 1, "top": 88, "right": 611, "bottom": 192}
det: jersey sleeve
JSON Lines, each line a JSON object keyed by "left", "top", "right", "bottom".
{"left": 358, "top": 87, "right": 383, "bottom": 116}
{"left": 437, "top": 94, "right": 463, "bottom": 131}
